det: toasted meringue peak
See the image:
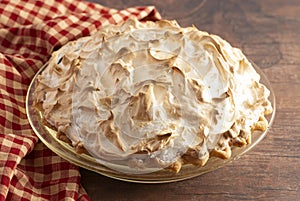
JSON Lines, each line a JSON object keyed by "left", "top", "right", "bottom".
{"left": 34, "top": 19, "right": 272, "bottom": 173}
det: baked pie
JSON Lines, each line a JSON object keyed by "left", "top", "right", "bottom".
{"left": 33, "top": 19, "right": 273, "bottom": 173}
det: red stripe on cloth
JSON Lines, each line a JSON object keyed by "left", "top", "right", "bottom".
{"left": 4, "top": 160, "right": 17, "bottom": 170}
{"left": 0, "top": 116, "right": 5, "bottom": 127}
{"left": 0, "top": 175, "right": 10, "bottom": 187}
{"left": 0, "top": 93, "right": 23, "bottom": 108}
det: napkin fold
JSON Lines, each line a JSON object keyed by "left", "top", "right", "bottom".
{"left": 0, "top": 0, "right": 160, "bottom": 200}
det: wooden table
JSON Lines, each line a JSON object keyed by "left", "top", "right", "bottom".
{"left": 81, "top": 1, "right": 300, "bottom": 200}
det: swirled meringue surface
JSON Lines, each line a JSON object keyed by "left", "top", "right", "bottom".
{"left": 34, "top": 19, "right": 272, "bottom": 173}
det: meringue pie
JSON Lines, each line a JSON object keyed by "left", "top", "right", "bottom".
{"left": 33, "top": 19, "right": 273, "bottom": 173}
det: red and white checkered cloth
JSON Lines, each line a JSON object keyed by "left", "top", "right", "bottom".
{"left": 0, "top": 0, "right": 161, "bottom": 200}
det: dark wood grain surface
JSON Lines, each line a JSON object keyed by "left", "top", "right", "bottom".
{"left": 81, "top": 1, "right": 300, "bottom": 200}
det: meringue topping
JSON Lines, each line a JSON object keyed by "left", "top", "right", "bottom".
{"left": 33, "top": 19, "right": 272, "bottom": 173}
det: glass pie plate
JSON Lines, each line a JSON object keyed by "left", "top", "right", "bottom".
{"left": 26, "top": 62, "right": 275, "bottom": 183}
